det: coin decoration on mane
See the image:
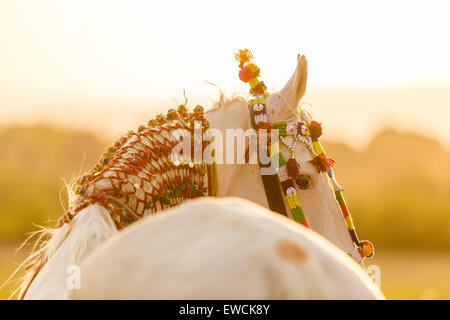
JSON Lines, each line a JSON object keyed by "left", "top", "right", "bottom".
{"left": 58, "top": 104, "right": 214, "bottom": 230}
{"left": 235, "top": 48, "right": 374, "bottom": 261}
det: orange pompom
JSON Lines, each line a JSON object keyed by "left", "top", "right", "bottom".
{"left": 249, "top": 81, "right": 267, "bottom": 95}
{"left": 177, "top": 104, "right": 188, "bottom": 115}
{"left": 239, "top": 65, "right": 254, "bottom": 82}
{"left": 194, "top": 105, "right": 204, "bottom": 115}
{"left": 361, "top": 240, "right": 374, "bottom": 258}
{"left": 247, "top": 63, "right": 259, "bottom": 73}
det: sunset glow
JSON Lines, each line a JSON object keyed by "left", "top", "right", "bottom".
{"left": 1, "top": 1, "right": 450, "bottom": 301}
{"left": 1, "top": 0, "right": 449, "bottom": 147}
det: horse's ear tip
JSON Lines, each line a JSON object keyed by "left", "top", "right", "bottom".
{"left": 297, "top": 54, "right": 307, "bottom": 63}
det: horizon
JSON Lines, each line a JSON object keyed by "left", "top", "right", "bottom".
{"left": 1, "top": 1, "right": 449, "bottom": 149}
{"left": 2, "top": 84, "right": 449, "bottom": 151}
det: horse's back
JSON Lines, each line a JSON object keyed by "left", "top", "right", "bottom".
{"left": 70, "top": 197, "right": 384, "bottom": 299}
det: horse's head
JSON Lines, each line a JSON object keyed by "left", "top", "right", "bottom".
{"left": 269, "top": 55, "right": 364, "bottom": 262}
{"left": 208, "top": 51, "right": 372, "bottom": 265}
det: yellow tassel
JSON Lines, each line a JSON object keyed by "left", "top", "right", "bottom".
{"left": 235, "top": 49, "right": 253, "bottom": 67}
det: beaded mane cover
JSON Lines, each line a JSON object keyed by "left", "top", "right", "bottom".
{"left": 58, "top": 105, "right": 213, "bottom": 229}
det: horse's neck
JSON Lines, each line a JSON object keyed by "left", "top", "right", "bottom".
{"left": 205, "top": 99, "right": 251, "bottom": 197}
{"left": 205, "top": 100, "right": 288, "bottom": 212}
{"left": 206, "top": 101, "right": 360, "bottom": 264}
{"left": 226, "top": 164, "right": 269, "bottom": 207}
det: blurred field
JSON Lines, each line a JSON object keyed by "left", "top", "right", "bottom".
{"left": 0, "top": 242, "right": 27, "bottom": 299}
{"left": 0, "top": 124, "right": 449, "bottom": 299}
{"left": 367, "top": 250, "right": 450, "bottom": 299}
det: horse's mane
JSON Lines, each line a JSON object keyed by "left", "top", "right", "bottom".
{"left": 204, "top": 81, "right": 248, "bottom": 112}
{"left": 209, "top": 94, "right": 248, "bottom": 111}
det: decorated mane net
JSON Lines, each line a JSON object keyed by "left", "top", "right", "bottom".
{"left": 59, "top": 105, "right": 215, "bottom": 230}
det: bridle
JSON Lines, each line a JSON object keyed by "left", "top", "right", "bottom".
{"left": 236, "top": 49, "right": 374, "bottom": 262}
{"left": 19, "top": 49, "right": 374, "bottom": 300}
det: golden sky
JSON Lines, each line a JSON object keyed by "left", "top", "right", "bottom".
{"left": 1, "top": 1, "right": 449, "bottom": 148}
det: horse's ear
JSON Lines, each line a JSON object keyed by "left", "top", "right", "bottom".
{"left": 280, "top": 54, "right": 308, "bottom": 108}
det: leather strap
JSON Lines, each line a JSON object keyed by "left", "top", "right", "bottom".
{"left": 248, "top": 103, "right": 288, "bottom": 217}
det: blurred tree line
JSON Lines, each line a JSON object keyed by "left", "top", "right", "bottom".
{"left": 0, "top": 124, "right": 448, "bottom": 249}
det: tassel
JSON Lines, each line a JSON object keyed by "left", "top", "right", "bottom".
{"left": 309, "top": 154, "right": 335, "bottom": 173}
{"left": 286, "top": 157, "right": 300, "bottom": 179}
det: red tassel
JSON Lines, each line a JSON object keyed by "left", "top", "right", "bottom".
{"left": 309, "top": 154, "right": 335, "bottom": 173}
{"left": 286, "top": 158, "right": 300, "bottom": 179}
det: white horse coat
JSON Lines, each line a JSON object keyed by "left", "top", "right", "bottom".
{"left": 70, "top": 198, "right": 383, "bottom": 299}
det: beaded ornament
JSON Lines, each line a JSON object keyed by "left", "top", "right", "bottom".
{"left": 235, "top": 49, "right": 374, "bottom": 261}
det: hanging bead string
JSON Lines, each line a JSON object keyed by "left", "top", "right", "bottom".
{"left": 276, "top": 121, "right": 315, "bottom": 155}
{"left": 272, "top": 142, "right": 308, "bottom": 227}
{"left": 300, "top": 110, "right": 374, "bottom": 260}
{"left": 246, "top": 90, "right": 309, "bottom": 227}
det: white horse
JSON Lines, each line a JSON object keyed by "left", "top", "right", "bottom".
{"left": 16, "top": 53, "right": 373, "bottom": 299}
{"left": 70, "top": 197, "right": 383, "bottom": 300}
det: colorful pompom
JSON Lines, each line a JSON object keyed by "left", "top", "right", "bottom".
{"left": 239, "top": 65, "right": 254, "bottom": 82}
{"left": 235, "top": 49, "right": 267, "bottom": 95}
{"left": 156, "top": 114, "right": 167, "bottom": 124}
{"left": 360, "top": 240, "right": 374, "bottom": 258}
{"left": 166, "top": 108, "right": 177, "bottom": 120}
{"left": 249, "top": 81, "right": 267, "bottom": 95}
{"left": 177, "top": 104, "right": 188, "bottom": 115}
{"left": 194, "top": 105, "right": 204, "bottom": 115}
{"left": 309, "top": 121, "right": 323, "bottom": 141}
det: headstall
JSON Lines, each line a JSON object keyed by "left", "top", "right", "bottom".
{"left": 235, "top": 49, "right": 374, "bottom": 261}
